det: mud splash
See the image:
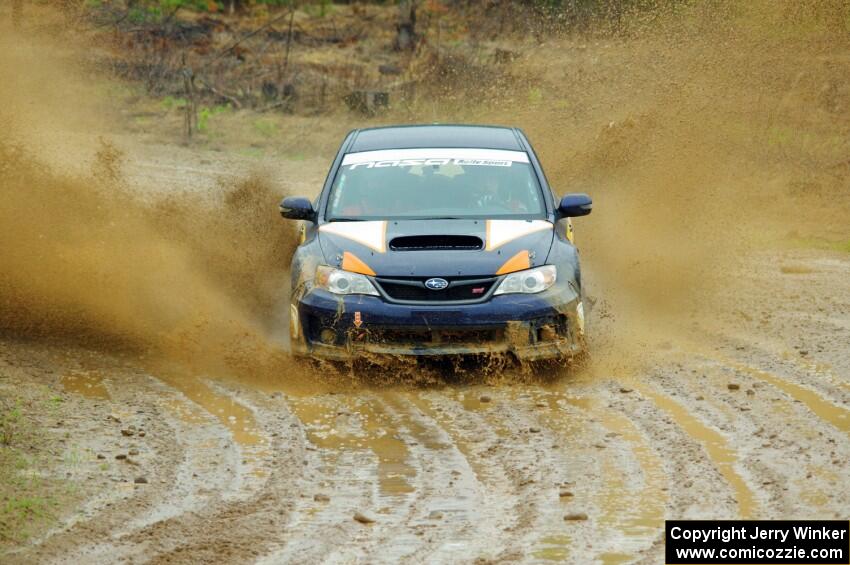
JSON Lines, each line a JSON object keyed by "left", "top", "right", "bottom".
{"left": 485, "top": 0, "right": 850, "bottom": 354}
{"left": 3, "top": 2, "right": 850, "bottom": 392}
{"left": 0, "top": 133, "right": 296, "bottom": 356}
{"left": 0, "top": 27, "right": 311, "bottom": 395}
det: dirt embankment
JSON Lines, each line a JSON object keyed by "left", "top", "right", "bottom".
{"left": 1, "top": 1, "right": 849, "bottom": 562}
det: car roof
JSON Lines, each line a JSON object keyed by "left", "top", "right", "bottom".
{"left": 347, "top": 124, "right": 525, "bottom": 153}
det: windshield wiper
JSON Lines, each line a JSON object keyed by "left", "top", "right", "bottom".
{"left": 327, "top": 217, "right": 366, "bottom": 222}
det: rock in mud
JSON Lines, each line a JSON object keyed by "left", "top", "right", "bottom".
{"left": 564, "top": 512, "right": 588, "bottom": 521}
{"left": 727, "top": 383, "right": 741, "bottom": 391}
{"left": 134, "top": 477, "right": 148, "bottom": 484}
{"left": 96, "top": 454, "right": 105, "bottom": 460}
{"left": 353, "top": 511, "right": 376, "bottom": 524}
{"left": 428, "top": 511, "right": 444, "bottom": 520}
{"left": 121, "top": 429, "right": 134, "bottom": 436}
{"left": 529, "top": 427, "right": 541, "bottom": 433}
{"left": 619, "top": 387, "right": 633, "bottom": 394}
{"left": 115, "top": 454, "right": 127, "bottom": 460}
{"left": 479, "top": 395, "right": 492, "bottom": 403}
{"left": 314, "top": 493, "right": 330, "bottom": 502}
{"left": 559, "top": 490, "right": 574, "bottom": 498}
{"left": 129, "top": 449, "right": 139, "bottom": 456}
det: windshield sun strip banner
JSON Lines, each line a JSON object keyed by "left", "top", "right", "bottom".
{"left": 341, "top": 148, "right": 530, "bottom": 169}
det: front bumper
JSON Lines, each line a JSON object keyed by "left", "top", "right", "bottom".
{"left": 291, "top": 283, "right": 584, "bottom": 361}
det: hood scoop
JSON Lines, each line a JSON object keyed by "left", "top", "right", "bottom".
{"left": 389, "top": 235, "right": 484, "bottom": 251}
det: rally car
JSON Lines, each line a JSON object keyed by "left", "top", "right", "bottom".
{"left": 280, "top": 124, "right": 592, "bottom": 363}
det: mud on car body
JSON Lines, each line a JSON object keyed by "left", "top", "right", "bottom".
{"left": 280, "top": 124, "right": 592, "bottom": 363}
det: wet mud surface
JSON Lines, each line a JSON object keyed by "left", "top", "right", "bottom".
{"left": 3, "top": 246, "right": 848, "bottom": 564}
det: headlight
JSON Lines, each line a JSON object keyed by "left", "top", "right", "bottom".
{"left": 315, "top": 265, "right": 379, "bottom": 296}
{"left": 494, "top": 265, "right": 557, "bottom": 295}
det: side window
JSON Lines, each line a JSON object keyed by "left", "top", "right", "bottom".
{"left": 522, "top": 144, "right": 555, "bottom": 212}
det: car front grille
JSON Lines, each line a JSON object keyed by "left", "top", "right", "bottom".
{"left": 374, "top": 276, "right": 498, "bottom": 303}
{"left": 367, "top": 326, "right": 503, "bottom": 345}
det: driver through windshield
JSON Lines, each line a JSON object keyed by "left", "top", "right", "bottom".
{"left": 326, "top": 148, "right": 545, "bottom": 220}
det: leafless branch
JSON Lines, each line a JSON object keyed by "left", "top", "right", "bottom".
{"left": 211, "top": 8, "right": 294, "bottom": 64}
{"left": 195, "top": 76, "right": 243, "bottom": 109}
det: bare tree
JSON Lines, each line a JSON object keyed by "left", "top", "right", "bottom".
{"left": 227, "top": 0, "right": 245, "bottom": 16}
{"left": 395, "top": 0, "right": 417, "bottom": 51}
{"left": 181, "top": 53, "right": 198, "bottom": 141}
{"left": 280, "top": 8, "right": 295, "bottom": 88}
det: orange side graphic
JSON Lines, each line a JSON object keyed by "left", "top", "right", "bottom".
{"left": 341, "top": 251, "right": 376, "bottom": 276}
{"left": 495, "top": 250, "right": 530, "bottom": 275}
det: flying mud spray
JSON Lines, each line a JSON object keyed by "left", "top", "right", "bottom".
{"left": 1, "top": 1, "right": 849, "bottom": 390}
{"left": 0, "top": 12, "right": 310, "bottom": 388}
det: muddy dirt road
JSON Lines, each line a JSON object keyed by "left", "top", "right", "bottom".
{"left": 1, "top": 149, "right": 847, "bottom": 564}
{"left": 3, "top": 3, "right": 850, "bottom": 561}
{"left": 3, "top": 250, "right": 849, "bottom": 564}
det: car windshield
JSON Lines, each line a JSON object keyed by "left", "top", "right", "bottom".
{"left": 326, "top": 148, "right": 545, "bottom": 220}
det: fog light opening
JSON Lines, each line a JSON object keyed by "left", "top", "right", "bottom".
{"left": 538, "top": 324, "right": 557, "bottom": 342}
{"left": 576, "top": 302, "right": 585, "bottom": 336}
{"left": 319, "top": 328, "right": 337, "bottom": 344}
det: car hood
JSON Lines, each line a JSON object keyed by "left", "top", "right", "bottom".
{"left": 317, "top": 219, "right": 554, "bottom": 277}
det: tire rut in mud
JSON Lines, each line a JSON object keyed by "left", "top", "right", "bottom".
{"left": 112, "top": 381, "right": 305, "bottom": 564}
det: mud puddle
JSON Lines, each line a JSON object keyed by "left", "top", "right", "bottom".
{"left": 405, "top": 383, "right": 671, "bottom": 562}
{"left": 135, "top": 364, "right": 275, "bottom": 487}
{"left": 61, "top": 370, "right": 110, "bottom": 399}
{"left": 155, "top": 372, "right": 263, "bottom": 446}
{"left": 288, "top": 394, "right": 416, "bottom": 496}
{"left": 533, "top": 388, "right": 668, "bottom": 560}
{"left": 726, "top": 361, "right": 850, "bottom": 435}
{"left": 619, "top": 376, "right": 756, "bottom": 519}
{"left": 682, "top": 338, "right": 850, "bottom": 436}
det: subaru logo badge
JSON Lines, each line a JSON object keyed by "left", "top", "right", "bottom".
{"left": 424, "top": 278, "right": 449, "bottom": 290}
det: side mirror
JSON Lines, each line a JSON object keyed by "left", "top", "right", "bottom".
{"left": 280, "top": 196, "right": 315, "bottom": 221}
{"left": 557, "top": 193, "right": 592, "bottom": 218}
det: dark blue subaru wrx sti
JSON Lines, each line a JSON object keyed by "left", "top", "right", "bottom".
{"left": 280, "top": 124, "right": 592, "bottom": 363}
